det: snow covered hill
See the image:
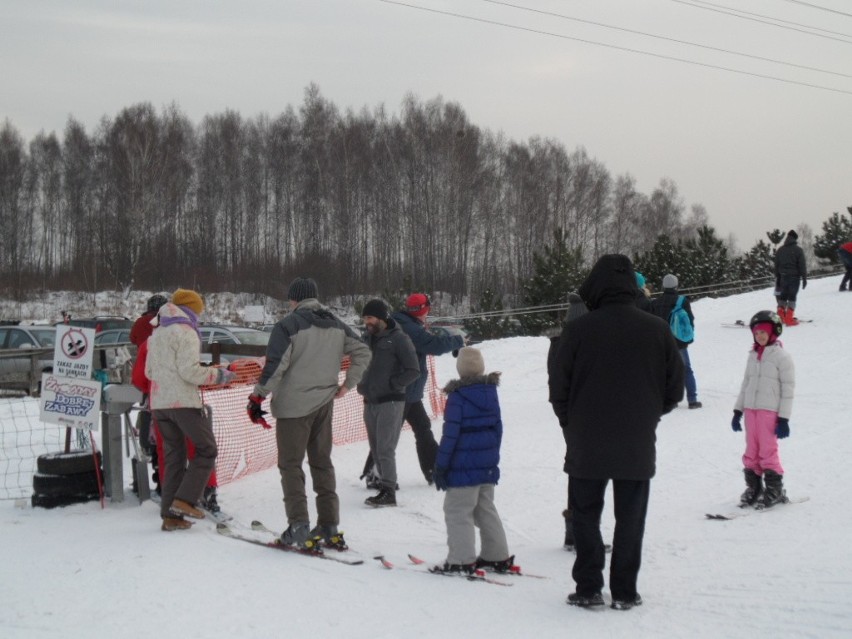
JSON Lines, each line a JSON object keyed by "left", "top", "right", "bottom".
{"left": 1, "top": 275, "right": 849, "bottom": 638}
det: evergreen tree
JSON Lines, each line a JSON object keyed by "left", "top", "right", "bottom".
{"left": 519, "top": 228, "right": 586, "bottom": 336}
{"left": 734, "top": 239, "right": 775, "bottom": 284}
{"left": 813, "top": 212, "right": 852, "bottom": 262}
{"left": 682, "top": 225, "right": 733, "bottom": 290}
{"left": 766, "top": 229, "right": 786, "bottom": 246}
{"left": 633, "top": 234, "right": 686, "bottom": 292}
{"left": 464, "top": 288, "right": 513, "bottom": 340}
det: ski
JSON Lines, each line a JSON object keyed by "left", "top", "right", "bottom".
{"left": 373, "top": 555, "right": 512, "bottom": 586}
{"left": 705, "top": 496, "right": 809, "bottom": 520}
{"left": 723, "top": 319, "right": 812, "bottom": 328}
{"left": 250, "top": 519, "right": 353, "bottom": 553}
{"left": 215, "top": 523, "right": 364, "bottom": 565}
{"left": 408, "top": 554, "right": 513, "bottom": 586}
{"left": 408, "top": 553, "right": 546, "bottom": 579}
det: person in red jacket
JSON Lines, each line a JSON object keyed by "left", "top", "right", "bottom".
{"left": 837, "top": 241, "right": 852, "bottom": 292}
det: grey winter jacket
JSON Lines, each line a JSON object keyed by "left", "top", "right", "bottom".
{"left": 357, "top": 319, "right": 420, "bottom": 404}
{"left": 253, "top": 299, "right": 371, "bottom": 419}
{"left": 774, "top": 237, "right": 807, "bottom": 280}
{"left": 734, "top": 343, "right": 795, "bottom": 419}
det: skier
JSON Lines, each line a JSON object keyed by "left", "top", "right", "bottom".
{"left": 248, "top": 277, "right": 371, "bottom": 549}
{"left": 837, "top": 240, "right": 852, "bottom": 291}
{"left": 432, "top": 347, "right": 515, "bottom": 575}
{"left": 774, "top": 229, "right": 807, "bottom": 326}
{"left": 731, "top": 310, "right": 795, "bottom": 509}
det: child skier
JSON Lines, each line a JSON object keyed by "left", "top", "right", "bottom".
{"left": 432, "top": 347, "right": 515, "bottom": 574}
{"left": 731, "top": 310, "right": 796, "bottom": 508}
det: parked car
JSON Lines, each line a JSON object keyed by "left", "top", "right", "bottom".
{"left": 61, "top": 316, "right": 133, "bottom": 332}
{"left": 0, "top": 325, "right": 57, "bottom": 393}
{"left": 93, "top": 328, "right": 132, "bottom": 345}
{"left": 198, "top": 325, "right": 271, "bottom": 365}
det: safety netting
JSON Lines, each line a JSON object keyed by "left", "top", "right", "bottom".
{"left": 200, "top": 356, "right": 445, "bottom": 487}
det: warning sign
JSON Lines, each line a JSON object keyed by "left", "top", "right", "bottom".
{"left": 53, "top": 326, "right": 96, "bottom": 379}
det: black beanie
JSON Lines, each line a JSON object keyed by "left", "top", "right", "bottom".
{"left": 288, "top": 277, "right": 318, "bottom": 302}
{"left": 361, "top": 299, "right": 389, "bottom": 322}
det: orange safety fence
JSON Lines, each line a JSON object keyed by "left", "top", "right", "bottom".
{"left": 200, "top": 356, "right": 445, "bottom": 487}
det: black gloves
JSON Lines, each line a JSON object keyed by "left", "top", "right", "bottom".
{"left": 776, "top": 418, "right": 790, "bottom": 439}
{"left": 731, "top": 410, "right": 743, "bottom": 432}
{"left": 247, "top": 394, "right": 271, "bottom": 429}
{"left": 433, "top": 467, "right": 448, "bottom": 491}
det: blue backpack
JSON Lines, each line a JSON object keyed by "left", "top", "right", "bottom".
{"left": 669, "top": 296, "right": 694, "bottom": 344}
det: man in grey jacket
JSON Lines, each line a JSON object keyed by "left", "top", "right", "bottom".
{"left": 248, "top": 277, "right": 371, "bottom": 549}
{"left": 357, "top": 299, "right": 420, "bottom": 508}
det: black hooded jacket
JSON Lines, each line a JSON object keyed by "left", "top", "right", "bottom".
{"left": 548, "top": 254, "right": 685, "bottom": 480}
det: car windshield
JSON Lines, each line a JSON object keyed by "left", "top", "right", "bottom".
{"left": 31, "top": 329, "right": 57, "bottom": 347}
{"left": 230, "top": 329, "right": 270, "bottom": 346}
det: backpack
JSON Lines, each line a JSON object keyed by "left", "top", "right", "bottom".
{"left": 669, "top": 295, "right": 694, "bottom": 344}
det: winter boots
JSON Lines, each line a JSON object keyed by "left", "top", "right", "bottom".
{"left": 431, "top": 562, "right": 477, "bottom": 576}
{"left": 758, "top": 470, "right": 787, "bottom": 508}
{"left": 309, "top": 524, "right": 348, "bottom": 550}
{"left": 777, "top": 306, "right": 799, "bottom": 327}
{"left": 279, "top": 521, "right": 314, "bottom": 548}
{"left": 169, "top": 498, "right": 205, "bottom": 519}
{"left": 161, "top": 515, "right": 193, "bottom": 531}
{"left": 201, "top": 486, "right": 220, "bottom": 514}
{"left": 740, "top": 468, "right": 763, "bottom": 507}
{"left": 566, "top": 592, "right": 605, "bottom": 607}
{"left": 475, "top": 555, "right": 516, "bottom": 574}
{"left": 365, "top": 488, "right": 397, "bottom": 508}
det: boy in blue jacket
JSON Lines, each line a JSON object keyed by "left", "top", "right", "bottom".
{"left": 433, "top": 347, "right": 514, "bottom": 574}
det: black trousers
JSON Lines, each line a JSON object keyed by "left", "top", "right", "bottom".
{"left": 569, "top": 477, "right": 650, "bottom": 601}
{"left": 361, "top": 400, "right": 437, "bottom": 483}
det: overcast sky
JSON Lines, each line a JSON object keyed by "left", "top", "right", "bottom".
{"left": 2, "top": 0, "right": 850, "bottom": 249}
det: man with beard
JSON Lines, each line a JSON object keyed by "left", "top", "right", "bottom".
{"left": 357, "top": 299, "right": 420, "bottom": 507}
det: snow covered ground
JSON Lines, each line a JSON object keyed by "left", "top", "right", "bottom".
{"left": 1, "top": 276, "right": 849, "bottom": 638}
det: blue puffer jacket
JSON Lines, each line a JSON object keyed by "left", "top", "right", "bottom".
{"left": 435, "top": 373, "right": 502, "bottom": 488}
{"left": 392, "top": 311, "right": 465, "bottom": 403}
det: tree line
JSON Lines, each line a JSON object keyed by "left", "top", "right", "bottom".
{"left": 1, "top": 84, "right": 848, "bottom": 312}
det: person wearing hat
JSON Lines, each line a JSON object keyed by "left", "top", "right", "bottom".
{"left": 248, "top": 277, "right": 371, "bottom": 549}
{"left": 774, "top": 229, "right": 807, "bottom": 326}
{"left": 550, "top": 254, "right": 684, "bottom": 609}
{"left": 146, "top": 289, "right": 235, "bottom": 531}
{"left": 360, "top": 292, "right": 466, "bottom": 487}
{"left": 432, "top": 347, "right": 515, "bottom": 576}
{"left": 650, "top": 273, "right": 702, "bottom": 410}
{"left": 356, "top": 299, "right": 420, "bottom": 507}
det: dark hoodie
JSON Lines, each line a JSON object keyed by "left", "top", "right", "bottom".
{"left": 548, "top": 254, "right": 684, "bottom": 480}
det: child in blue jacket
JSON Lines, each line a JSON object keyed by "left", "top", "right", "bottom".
{"left": 433, "top": 347, "right": 514, "bottom": 574}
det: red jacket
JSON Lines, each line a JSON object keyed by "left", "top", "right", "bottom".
{"left": 130, "top": 312, "right": 156, "bottom": 347}
{"left": 132, "top": 339, "right": 151, "bottom": 394}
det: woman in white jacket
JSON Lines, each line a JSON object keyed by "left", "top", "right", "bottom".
{"left": 730, "top": 310, "right": 795, "bottom": 509}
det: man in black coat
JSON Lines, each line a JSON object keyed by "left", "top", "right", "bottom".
{"left": 549, "top": 254, "right": 684, "bottom": 610}
{"left": 774, "top": 229, "right": 807, "bottom": 326}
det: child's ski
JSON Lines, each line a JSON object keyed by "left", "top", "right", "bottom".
{"left": 215, "top": 522, "right": 363, "bottom": 565}
{"left": 373, "top": 555, "right": 512, "bottom": 586}
{"left": 705, "top": 496, "right": 809, "bottom": 520}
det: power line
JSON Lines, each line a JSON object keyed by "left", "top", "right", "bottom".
{"left": 776, "top": 0, "right": 852, "bottom": 19}
{"left": 673, "top": 0, "right": 852, "bottom": 44}
{"left": 482, "top": 0, "right": 852, "bottom": 79}
{"left": 378, "top": 1, "right": 852, "bottom": 96}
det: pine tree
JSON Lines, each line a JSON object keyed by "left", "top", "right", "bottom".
{"left": 464, "top": 288, "right": 513, "bottom": 340}
{"left": 813, "top": 212, "right": 852, "bottom": 262}
{"left": 734, "top": 239, "right": 775, "bottom": 284}
{"left": 682, "top": 226, "right": 733, "bottom": 289}
{"left": 519, "top": 229, "right": 586, "bottom": 336}
{"left": 633, "top": 234, "right": 685, "bottom": 292}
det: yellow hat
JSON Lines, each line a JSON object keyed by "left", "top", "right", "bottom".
{"left": 172, "top": 288, "right": 204, "bottom": 314}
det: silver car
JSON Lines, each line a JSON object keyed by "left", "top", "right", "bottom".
{"left": 0, "top": 325, "right": 57, "bottom": 393}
